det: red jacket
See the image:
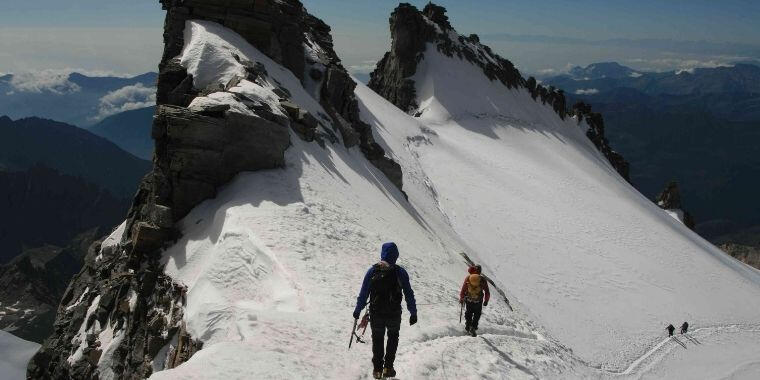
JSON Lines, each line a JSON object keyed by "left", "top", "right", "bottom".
{"left": 459, "top": 274, "right": 490, "bottom": 303}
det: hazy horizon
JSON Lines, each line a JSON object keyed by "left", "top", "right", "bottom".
{"left": 1, "top": 0, "right": 758, "bottom": 78}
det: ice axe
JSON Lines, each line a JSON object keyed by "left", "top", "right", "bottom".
{"left": 349, "top": 318, "right": 358, "bottom": 349}
{"left": 348, "top": 313, "right": 369, "bottom": 349}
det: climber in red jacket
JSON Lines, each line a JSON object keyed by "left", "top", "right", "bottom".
{"left": 459, "top": 264, "right": 490, "bottom": 337}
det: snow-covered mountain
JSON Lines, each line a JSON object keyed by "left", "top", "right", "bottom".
{"left": 567, "top": 62, "right": 641, "bottom": 80}
{"left": 28, "top": 1, "right": 760, "bottom": 380}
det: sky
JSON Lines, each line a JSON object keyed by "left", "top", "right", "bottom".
{"left": 1, "top": 0, "right": 759, "bottom": 77}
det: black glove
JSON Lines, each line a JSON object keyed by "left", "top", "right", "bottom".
{"left": 353, "top": 311, "right": 360, "bottom": 320}
{"left": 409, "top": 315, "right": 418, "bottom": 326}
{"left": 483, "top": 301, "right": 488, "bottom": 307}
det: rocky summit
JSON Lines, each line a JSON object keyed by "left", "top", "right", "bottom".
{"left": 28, "top": 1, "right": 402, "bottom": 378}
{"left": 368, "top": 3, "right": 630, "bottom": 181}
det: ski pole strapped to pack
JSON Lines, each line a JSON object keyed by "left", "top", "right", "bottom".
{"left": 458, "top": 252, "right": 514, "bottom": 311}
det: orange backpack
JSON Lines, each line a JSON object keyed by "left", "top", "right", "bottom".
{"left": 466, "top": 274, "right": 483, "bottom": 301}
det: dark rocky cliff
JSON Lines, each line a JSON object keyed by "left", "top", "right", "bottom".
{"left": 369, "top": 3, "right": 630, "bottom": 181}
{"left": 29, "top": 1, "right": 401, "bottom": 378}
{"left": 655, "top": 181, "right": 696, "bottom": 230}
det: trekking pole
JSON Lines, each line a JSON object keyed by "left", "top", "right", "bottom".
{"left": 348, "top": 318, "right": 358, "bottom": 349}
{"left": 459, "top": 301, "right": 463, "bottom": 324}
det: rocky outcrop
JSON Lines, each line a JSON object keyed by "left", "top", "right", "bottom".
{"left": 369, "top": 3, "right": 524, "bottom": 113}
{"left": 155, "top": 0, "right": 401, "bottom": 190}
{"left": 654, "top": 181, "right": 696, "bottom": 230}
{"left": 718, "top": 243, "right": 760, "bottom": 270}
{"left": 369, "top": 3, "right": 629, "bottom": 180}
{"left": 27, "top": 233, "right": 198, "bottom": 379}
{"left": 30, "top": 1, "right": 404, "bottom": 378}
{"left": 571, "top": 102, "right": 630, "bottom": 181}
{"left": 0, "top": 228, "right": 102, "bottom": 344}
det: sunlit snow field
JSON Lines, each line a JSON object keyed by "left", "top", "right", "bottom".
{"left": 89, "top": 19, "right": 760, "bottom": 380}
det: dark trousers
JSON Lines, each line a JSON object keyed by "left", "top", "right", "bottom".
{"left": 370, "top": 314, "right": 401, "bottom": 371}
{"left": 464, "top": 300, "right": 482, "bottom": 330}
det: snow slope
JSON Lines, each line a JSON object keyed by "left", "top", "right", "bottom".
{"left": 359, "top": 45, "right": 760, "bottom": 370}
{"left": 146, "top": 20, "right": 760, "bottom": 379}
{"left": 0, "top": 330, "right": 40, "bottom": 380}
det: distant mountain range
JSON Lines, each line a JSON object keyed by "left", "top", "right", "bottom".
{"left": 0, "top": 72, "right": 157, "bottom": 128}
{"left": 88, "top": 106, "right": 155, "bottom": 160}
{"left": 543, "top": 62, "right": 760, "bottom": 238}
{"left": 0, "top": 114, "right": 149, "bottom": 341}
{"left": 0, "top": 115, "right": 149, "bottom": 264}
{"left": 0, "top": 116, "right": 150, "bottom": 197}
{"left": 567, "top": 62, "right": 642, "bottom": 80}
{"left": 0, "top": 226, "right": 104, "bottom": 342}
{"left": 0, "top": 165, "right": 129, "bottom": 263}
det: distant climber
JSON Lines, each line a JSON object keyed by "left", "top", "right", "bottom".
{"left": 354, "top": 242, "right": 417, "bottom": 379}
{"left": 680, "top": 321, "right": 689, "bottom": 334}
{"left": 667, "top": 324, "right": 675, "bottom": 337}
{"left": 459, "top": 264, "right": 490, "bottom": 337}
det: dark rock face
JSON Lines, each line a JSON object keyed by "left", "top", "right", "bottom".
{"left": 30, "top": 1, "right": 404, "bottom": 378}
{"left": 571, "top": 102, "right": 631, "bottom": 181}
{"left": 655, "top": 181, "right": 683, "bottom": 210}
{"left": 655, "top": 181, "right": 696, "bottom": 230}
{"left": 718, "top": 243, "right": 760, "bottom": 270}
{"left": 369, "top": 3, "right": 629, "bottom": 180}
{"left": 27, "top": 236, "right": 198, "bottom": 379}
{"left": 0, "top": 228, "right": 101, "bottom": 343}
{"left": 155, "top": 0, "right": 401, "bottom": 188}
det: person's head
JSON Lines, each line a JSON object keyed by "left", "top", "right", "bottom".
{"left": 468, "top": 264, "right": 482, "bottom": 274}
{"left": 380, "top": 242, "right": 399, "bottom": 264}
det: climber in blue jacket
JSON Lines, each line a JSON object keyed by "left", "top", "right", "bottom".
{"left": 353, "top": 242, "right": 417, "bottom": 379}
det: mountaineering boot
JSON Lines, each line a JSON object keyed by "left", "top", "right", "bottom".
{"left": 470, "top": 328, "right": 477, "bottom": 337}
{"left": 373, "top": 369, "right": 383, "bottom": 379}
{"left": 383, "top": 367, "right": 397, "bottom": 378}
{"left": 465, "top": 324, "right": 471, "bottom": 334}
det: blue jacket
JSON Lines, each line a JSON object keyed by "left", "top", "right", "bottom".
{"left": 353, "top": 242, "right": 417, "bottom": 319}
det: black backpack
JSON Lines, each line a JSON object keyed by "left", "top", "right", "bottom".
{"left": 369, "top": 264, "right": 403, "bottom": 316}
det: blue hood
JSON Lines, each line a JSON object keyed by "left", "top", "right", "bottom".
{"left": 380, "top": 242, "right": 399, "bottom": 264}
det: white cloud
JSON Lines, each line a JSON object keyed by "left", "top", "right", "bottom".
{"left": 90, "top": 83, "right": 156, "bottom": 122}
{"left": 575, "top": 88, "right": 599, "bottom": 95}
{"left": 535, "top": 63, "right": 576, "bottom": 78}
{"left": 625, "top": 56, "right": 739, "bottom": 72}
{"left": 8, "top": 69, "right": 81, "bottom": 94}
{"left": 347, "top": 60, "right": 378, "bottom": 73}
{"left": 4, "top": 68, "right": 145, "bottom": 95}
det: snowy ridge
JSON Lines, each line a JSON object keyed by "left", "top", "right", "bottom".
{"left": 181, "top": 21, "right": 333, "bottom": 134}
{"left": 361, "top": 28, "right": 760, "bottom": 372}
{"left": 144, "top": 14, "right": 760, "bottom": 380}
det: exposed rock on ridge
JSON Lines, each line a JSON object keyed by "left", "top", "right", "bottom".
{"left": 0, "top": 228, "right": 102, "bottom": 344}
{"left": 29, "top": 1, "right": 403, "bottom": 378}
{"left": 655, "top": 181, "right": 696, "bottom": 230}
{"left": 369, "top": 3, "right": 629, "bottom": 180}
{"left": 571, "top": 102, "right": 630, "bottom": 181}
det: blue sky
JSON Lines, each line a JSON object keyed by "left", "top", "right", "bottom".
{"left": 1, "top": 0, "right": 758, "bottom": 76}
